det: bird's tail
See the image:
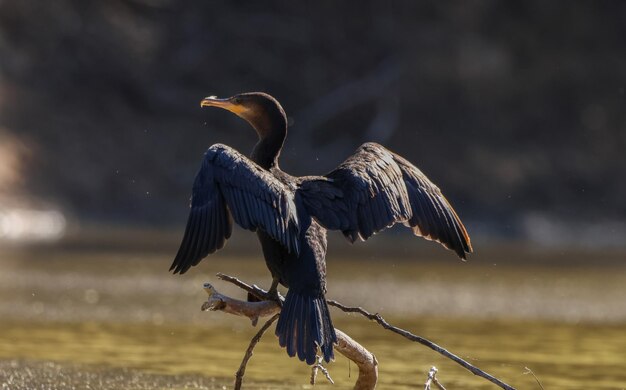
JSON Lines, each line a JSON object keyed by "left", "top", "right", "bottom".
{"left": 275, "top": 289, "right": 336, "bottom": 365}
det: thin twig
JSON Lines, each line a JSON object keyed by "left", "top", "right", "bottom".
{"left": 424, "top": 366, "right": 436, "bottom": 390}
{"left": 234, "top": 313, "right": 280, "bottom": 390}
{"left": 310, "top": 358, "right": 319, "bottom": 385}
{"left": 310, "top": 356, "right": 334, "bottom": 385}
{"left": 327, "top": 299, "right": 516, "bottom": 390}
{"left": 523, "top": 367, "right": 545, "bottom": 390}
{"left": 424, "top": 366, "right": 447, "bottom": 390}
{"left": 434, "top": 376, "right": 447, "bottom": 390}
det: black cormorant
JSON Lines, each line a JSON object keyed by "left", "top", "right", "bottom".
{"left": 170, "top": 92, "right": 472, "bottom": 365}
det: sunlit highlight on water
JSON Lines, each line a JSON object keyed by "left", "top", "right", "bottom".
{"left": 0, "top": 208, "right": 66, "bottom": 242}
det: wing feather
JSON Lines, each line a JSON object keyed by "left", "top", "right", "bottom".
{"left": 299, "top": 142, "right": 472, "bottom": 259}
{"left": 170, "top": 144, "right": 300, "bottom": 274}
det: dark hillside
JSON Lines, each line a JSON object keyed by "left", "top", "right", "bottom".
{"left": 1, "top": 1, "right": 624, "bottom": 243}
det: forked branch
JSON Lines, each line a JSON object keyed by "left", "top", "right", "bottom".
{"left": 206, "top": 273, "right": 514, "bottom": 390}
{"left": 204, "top": 275, "right": 377, "bottom": 389}
{"left": 424, "top": 366, "right": 446, "bottom": 390}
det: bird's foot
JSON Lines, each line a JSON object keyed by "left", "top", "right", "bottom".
{"left": 267, "top": 286, "right": 284, "bottom": 308}
{"left": 246, "top": 291, "right": 262, "bottom": 303}
{"left": 247, "top": 283, "right": 283, "bottom": 308}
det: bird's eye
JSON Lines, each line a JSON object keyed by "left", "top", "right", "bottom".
{"left": 233, "top": 97, "right": 242, "bottom": 105}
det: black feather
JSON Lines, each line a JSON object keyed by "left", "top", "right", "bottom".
{"left": 173, "top": 118, "right": 470, "bottom": 369}
{"left": 299, "top": 142, "right": 471, "bottom": 258}
{"left": 171, "top": 144, "right": 301, "bottom": 274}
{"left": 276, "top": 290, "right": 336, "bottom": 365}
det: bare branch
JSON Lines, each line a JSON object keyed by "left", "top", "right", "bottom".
{"left": 424, "top": 366, "right": 436, "bottom": 390}
{"left": 202, "top": 282, "right": 280, "bottom": 325}
{"left": 234, "top": 313, "right": 280, "bottom": 390}
{"left": 327, "top": 300, "right": 516, "bottom": 390}
{"left": 334, "top": 329, "right": 378, "bottom": 390}
{"left": 204, "top": 276, "right": 378, "bottom": 389}
{"left": 208, "top": 274, "right": 513, "bottom": 390}
{"left": 310, "top": 359, "right": 319, "bottom": 385}
{"left": 216, "top": 273, "right": 278, "bottom": 302}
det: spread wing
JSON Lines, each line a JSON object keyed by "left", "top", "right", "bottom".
{"left": 299, "top": 142, "right": 472, "bottom": 259}
{"left": 170, "top": 143, "right": 300, "bottom": 274}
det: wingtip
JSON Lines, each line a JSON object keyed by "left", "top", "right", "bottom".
{"left": 456, "top": 245, "right": 472, "bottom": 261}
{"left": 169, "top": 261, "right": 189, "bottom": 275}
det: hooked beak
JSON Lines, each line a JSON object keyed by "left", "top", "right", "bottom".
{"left": 200, "top": 96, "right": 247, "bottom": 115}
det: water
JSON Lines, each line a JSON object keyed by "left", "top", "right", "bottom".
{"left": 0, "top": 247, "right": 625, "bottom": 389}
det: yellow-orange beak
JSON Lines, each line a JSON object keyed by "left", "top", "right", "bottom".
{"left": 200, "top": 96, "right": 247, "bottom": 115}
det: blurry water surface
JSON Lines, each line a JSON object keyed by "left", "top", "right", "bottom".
{"left": 0, "top": 247, "right": 625, "bottom": 389}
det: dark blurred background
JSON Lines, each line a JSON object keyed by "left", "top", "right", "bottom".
{"left": 1, "top": 0, "right": 625, "bottom": 248}
{"left": 2, "top": 5, "right": 626, "bottom": 388}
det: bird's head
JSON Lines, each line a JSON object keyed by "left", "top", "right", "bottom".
{"left": 200, "top": 92, "right": 287, "bottom": 138}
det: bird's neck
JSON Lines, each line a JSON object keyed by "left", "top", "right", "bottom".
{"left": 250, "top": 122, "right": 287, "bottom": 170}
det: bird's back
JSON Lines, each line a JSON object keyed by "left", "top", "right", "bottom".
{"left": 257, "top": 168, "right": 329, "bottom": 292}
{"left": 269, "top": 195, "right": 335, "bottom": 364}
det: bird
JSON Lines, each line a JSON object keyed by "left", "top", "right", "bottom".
{"left": 170, "top": 92, "right": 472, "bottom": 365}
